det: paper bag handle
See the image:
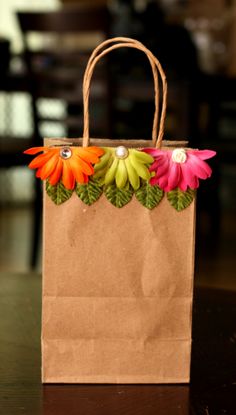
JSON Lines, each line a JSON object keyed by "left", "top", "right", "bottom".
{"left": 82, "top": 37, "right": 167, "bottom": 148}
{"left": 83, "top": 37, "right": 160, "bottom": 146}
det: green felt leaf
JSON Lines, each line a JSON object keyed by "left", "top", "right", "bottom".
{"left": 135, "top": 182, "right": 164, "bottom": 210}
{"left": 46, "top": 180, "right": 73, "bottom": 205}
{"left": 75, "top": 179, "right": 103, "bottom": 206}
{"left": 104, "top": 184, "right": 133, "bottom": 208}
{"left": 167, "top": 188, "right": 195, "bottom": 211}
{"left": 92, "top": 175, "right": 106, "bottom": 187}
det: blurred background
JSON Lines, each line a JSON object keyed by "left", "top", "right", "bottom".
{"left": 0, "top": 0, "right": 235, "bottom": 290}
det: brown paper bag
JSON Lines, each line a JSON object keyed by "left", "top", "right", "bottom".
{"left": 41, "top": 37, "right": 196, "bottom": 383}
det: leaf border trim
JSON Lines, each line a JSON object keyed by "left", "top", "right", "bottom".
{"left": 46, "top": 179, "right": 196, "bottom": 211}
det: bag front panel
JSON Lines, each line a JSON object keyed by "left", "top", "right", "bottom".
{"left": 42, "top": 193, "right": 195, "bottom": 383}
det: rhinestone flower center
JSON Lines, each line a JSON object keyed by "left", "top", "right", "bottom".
{"left": 60, "top": 147, "right": 72, "bottom": 160}
{"left": 115, "top": 146, "right": 129, "bottom": 159}
{"left": 171, "top": 148, "right": 187, "bottom": 164}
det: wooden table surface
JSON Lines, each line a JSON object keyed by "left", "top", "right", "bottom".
{"left": 0, "top": 273, "right": 235, "bottom": 415}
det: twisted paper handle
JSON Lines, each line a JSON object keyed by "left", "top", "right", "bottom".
{"left": 82, "top": 37, "right": 167, "bottom": 148}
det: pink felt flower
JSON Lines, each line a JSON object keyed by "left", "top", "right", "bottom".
{"left": 143, "top": 148, "right": 216, "bottom": 191}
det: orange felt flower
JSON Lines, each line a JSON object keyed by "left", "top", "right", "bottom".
{"left": 24, "top": 146, "right": 104, "bottom": 190}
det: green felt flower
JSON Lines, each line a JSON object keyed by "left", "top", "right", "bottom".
{"left": 93, "top": 146, "right": 153, "bottom": 190}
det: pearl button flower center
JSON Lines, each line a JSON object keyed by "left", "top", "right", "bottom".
{"left": 60, "top": 147, "right": 72, "bottom": 160}
{"left": 172, "top": 148, "right": 187, "bottom": 164}
{"left": 115, "top": 146, "right": 129, "bottom": 159}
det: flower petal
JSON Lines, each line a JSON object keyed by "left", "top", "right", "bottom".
{"left": 154, "top": 157, "right": 170, "bottom": 178}
{"left": 142, "top": 148, "right": 159, "bottom": 157}
{"left": 49, "top": 158, "right": 63, "bottom": 185}
{"left": 86, "top": 146, "right": 104, "bottom": 157}
{"left": 167, "top": 162, "right": 181, "bottom": 191}
{"left": 188, "top": 150, "right": 216, "bottom": 160}
{"left": 76, "top": 148, "right": 100, "bottom": 164}
{"left": 36, "top": 167, "right": 43, "bottom": 178}
{"left": 177, "top": 170, "right": 188, "bottom": 191}
{"left": 74, "top": 155, "right": 94, "bottom": 175}
{"left": 68, "top": 157, "right": 86, "bottom": 183}
{"left": 24, "top": 146, "right": 47, "bottom": 155}
{"left": 181, "top": 163, "right": 199, "bottom": 189}
{"left": 157, "top": 175, "right": 169, "bottom": 191}
{"left": 150, "top": 175, "right": 159, "bottom": 186}
{"left": 62, "top": 160, "right": 75, "bottom": 189}
{"left": 149, "top": 160, "right": 159, "bottom": 172}
{"left": 187, "top": 154, "right": 212, "bottom": 179}
{"left": 40, "top": 153, "right": 59, "bottom": 180}
{"left": 83, "top": 173, "right": 89, "bottom": 184}
{"left": 28, "top": 150, "right": 57, "bottom": 169}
